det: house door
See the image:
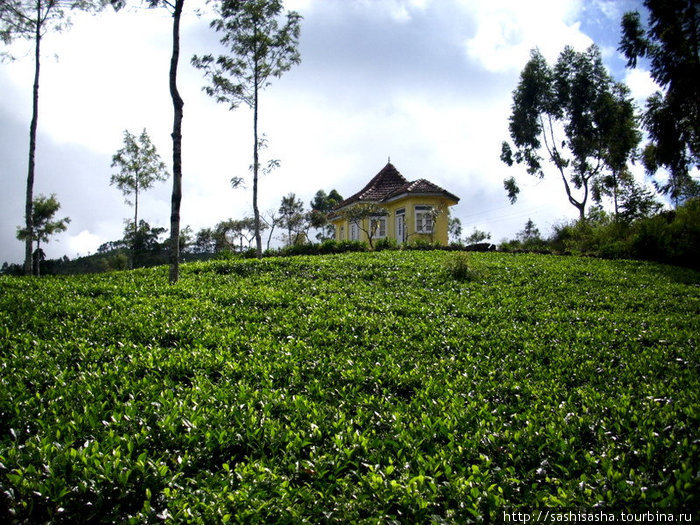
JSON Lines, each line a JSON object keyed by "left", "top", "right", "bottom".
{"left": 396, "top": 213, "right": 405, "bottom": 243}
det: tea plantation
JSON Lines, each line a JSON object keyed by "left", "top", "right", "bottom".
{"left": 0, "top": 252, "right": 698, "bottom": 523}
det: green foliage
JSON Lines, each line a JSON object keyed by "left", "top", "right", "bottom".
{"left": 373, "top": 237, "right": 398, "bottom": 251}
{"left": 110, "top": 129, "right": 168, "bottom": 211}
{"left": 337, "top": 203, "right": 387, "bottom": 249}
{"left": 309, "top": 189, "right": 343, "bottom": 241}
{"left": 16, "top": 194, "right": 70, "bottom": 276}
{"left": 619, "top": 0, "right": 700, "bottom": 202}
{"left": 547, "top": 198, "right": 700, "bottom": 267}
{"left": 464, "top": 227, "right": 491, "bottom": 245}
{"left": 405, "top": 238, "right": 442, "bottom": 250}
{"left": 0, "top": 252, "right": 697, "bottom": 522}
{"left": 442, "top": 252, "right": 483, "bottom": 282}
{"left": 502, "top": 46, "right": 640, "bottom": 219}
{"left": 192, "top": 0, "right": 302, "bottom": 257}
{"left": 278, "top": 193, "right": 306, "bottom": 246}
{"left": 110, "top": 129, "right": 168, "bottom": 266}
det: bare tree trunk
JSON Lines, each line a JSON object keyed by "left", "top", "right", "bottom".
{"left": 35, "top": 238, "right": 41, "bottom": 277}
{"left": 169, "top": 0, "right": 184, "bottom": 283}
{"left": 133, "top": 177, "right": 139, "bottom": 268}
{"left": 252, "top": 75, "right": 262, "bottom": 258}
{"left": 24, "top": 3, "right": 41, "bottom": 275}
{"left": 266, "top": 220, "right": 276, "bottom": 251}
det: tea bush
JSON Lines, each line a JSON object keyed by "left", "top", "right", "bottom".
{"left": 0, "top": 252, "right": 698, "bottom": 523}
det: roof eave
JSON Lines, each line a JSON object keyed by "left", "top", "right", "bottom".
{"left": 382, "top": 192, "right": 460, "bottom": 204}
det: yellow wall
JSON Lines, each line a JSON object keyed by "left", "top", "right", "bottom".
{"left": 330, "top": 195, "right": 457, "bottom": 246}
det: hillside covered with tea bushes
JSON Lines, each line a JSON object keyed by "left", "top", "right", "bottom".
{"left": 0, "top": 252, "right": 697, "bottom": 522}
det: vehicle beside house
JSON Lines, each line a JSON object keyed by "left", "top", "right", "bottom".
{"left": 328, "top": 162, "right": 459, "bottom": 246}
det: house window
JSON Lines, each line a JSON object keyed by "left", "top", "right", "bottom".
{"left": 415, "top": 205, "right": 434, "bottom": 234}
{"left": 350, "top": 221, "right": 359, "bottom": 241}
{"left": 395, "top": 209, "right": 405, "bottom": 243}
{"left": 371, "top": 216, "right": 387, "bottom": 238}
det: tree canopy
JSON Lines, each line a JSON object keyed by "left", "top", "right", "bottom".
{"left": 110, "top": 129, "right": 168, "bottom": 266}
{"left": 192, "top": 0, "right": 301, "bottom": 258}
{"left": 16, "top": 193, "right": 70, "bottom": 276}
{"left": 501, "top": 46, "right": 640, "bottom": 220}
{"left": 1, "top": 0, "right": 108, "bottom": 274}
{"left": 619, "top": 0, "right": 700, "bottom": 204}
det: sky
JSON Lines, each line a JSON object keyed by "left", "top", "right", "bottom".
{"left": 0, "top": 0, "right": 659, "bottom": 264}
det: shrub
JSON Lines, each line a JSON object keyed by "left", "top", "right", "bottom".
{"left": 318, "top": 239, "right": 338, "bottom": 254}
{"left": 335, "top": 240, "right": 369, "bottom": 253}
{"left": 405, "top": 239, "right": 442, "bottom": 251}
{"left": 374, "top": 237, "right": 398, "bottom": 251}
{"left": 443, "top": 252, "right": 483, "bottom": 281}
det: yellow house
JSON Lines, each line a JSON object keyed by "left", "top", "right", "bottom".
{"left": 328, "top": 162, "right": 459, "bottom": 246}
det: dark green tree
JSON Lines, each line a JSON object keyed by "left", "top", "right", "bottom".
{"left": 16, "top": 193, "right": 70, "bottom": 276}
{"left": 309, "top": 189, "right": 343, "bottom": 240}
{"left": 192, "top": 0, "right": 301, "bottom": 258}
{"left": 122, "top": 219, "right": 166, "bottom": 267}
{"left": 617, "top": 177, "right": 663, "bottom": 222}
{"left": 1, "top": 0, "right": 106, "bottom": 274}
{"left": 501, "top": 46, "right": 640, "bottom": 220}
{"left": 517, "top": 218, "right": 541, "bottom": 243}
{"left": 110, "top": 129, "right": 168, "bottom": 267}
{"left": 464, "top": 227, "right": 490, "bottom": 245}
{"left": 619, "top": 0, "right": 700, "bottom": 205}
{"left": 192, "top": 227, "right": 217, "bottom": 254}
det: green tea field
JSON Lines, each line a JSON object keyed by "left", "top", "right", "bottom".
{"left": 0, "top": 252, "right": 698, "bottom": 523}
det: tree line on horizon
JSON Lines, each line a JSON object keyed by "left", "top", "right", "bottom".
{"left": 1, "top": 0, "right": 301, "bottom": 282}
{"left": 1, "top": 0, "right": 698, "bottom": 280}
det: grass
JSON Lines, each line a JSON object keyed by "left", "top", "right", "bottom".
{"left": 0, "top": 251, "right": 698, "bottom": 523}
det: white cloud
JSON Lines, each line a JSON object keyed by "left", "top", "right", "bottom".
{"left": 66, "top": 229, "right": 105, "bottom": 258}
{"left": 462, "top": 0, "right": 592, "bottom": 72}
{"left": 625, "top": 68, "right": 659, "bottom": 105}
{"left": 0, "top": 0, "right": 640, "bottom": 263}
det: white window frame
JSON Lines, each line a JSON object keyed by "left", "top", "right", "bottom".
{"left": 349, "top": 221, "right": 359, "bottom": 241}
{"left": 371, "top": 215, "right": 387, "bottom": 239}
{"left": 415, "top": 205, "right": 434, "bottom": 234}
{"left": 395, "top": 209, "right": 405, "bottom": 243}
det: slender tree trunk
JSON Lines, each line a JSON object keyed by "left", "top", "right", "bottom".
{"left": 133, "top": 178, "right": 138, "bottom": 268}
{"left": 613, "top": 171, "right": 620, "bottom": 218}
{"left": 35, "top": 238, "right": 41, "bottom": 277}
{"left": 252, "top": 73, "right": 262, "bottom": 258}
{"left": 266, "top": 221, "right": 275, "bottom": 250}
{"left": 169, "top": 0, "right": 185, "bottom": 284}
{"left": 24, "top": 4, "right": 42, "bottom": 275}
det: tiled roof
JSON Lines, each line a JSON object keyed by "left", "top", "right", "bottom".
{"left": 332, "top": 163, "right": 459, "bottom": 213}
{"left": 383, "top": 178, "right": 460, "bottom": 203}
{"left": 333, "top": 163, "right": 408, "bottom": 209}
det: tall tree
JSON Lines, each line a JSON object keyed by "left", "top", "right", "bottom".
{"left": 192, "top": 0, "right": 301, "bottom": 258}
{"left": 110, "top": 129, "right": 168, "bottom": 267}
{"left": 501, "top": 46, "right": 639, "bottom": 220}
{"left": 619, "top": 0, "right": 700, "bottom": 205}
{"left": 16, "top": 193, "right": 70, "bottom": 276}
{"left": 1, "top": 0, "right": 105, "bottom": 275}
{"left": 278, "top": 192, "right": 305, "bottom": 246}
{"left": 110, "top": 0, "right": 186, "bottom": 282}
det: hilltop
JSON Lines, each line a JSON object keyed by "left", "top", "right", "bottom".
{"left": 1, "top": 252, "right": 698, "bottom": 522}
